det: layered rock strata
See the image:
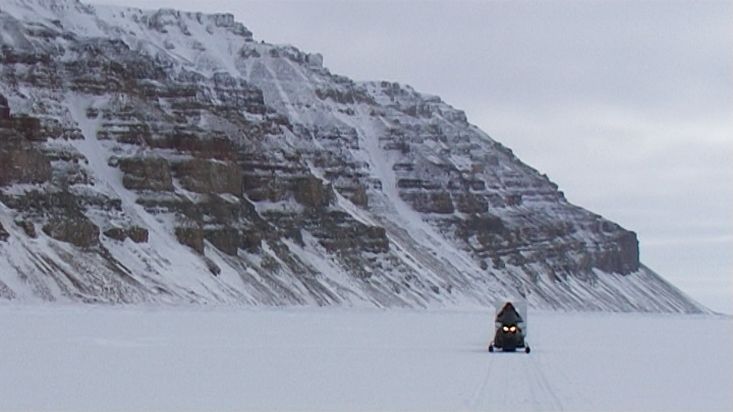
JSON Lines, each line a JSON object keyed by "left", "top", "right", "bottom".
{"left": 0, "top": 0, "right": 703, "bottom": 311}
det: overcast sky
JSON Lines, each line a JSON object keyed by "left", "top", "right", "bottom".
{"left": 91, "top": 0, "right": 733, "bottom": 313}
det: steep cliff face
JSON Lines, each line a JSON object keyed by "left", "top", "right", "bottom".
{"left": 0, "top": 0, "right": 704, "bottom": 311}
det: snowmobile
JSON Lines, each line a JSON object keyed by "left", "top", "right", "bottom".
{"left": 488, "top": 300, "right": 530, "bottom": 354}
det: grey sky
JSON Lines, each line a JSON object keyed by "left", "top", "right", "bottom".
{"left": 90, "top": 0, "right": 733, "bottom": 313}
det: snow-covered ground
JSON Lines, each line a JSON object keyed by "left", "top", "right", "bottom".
{"left": 1, "top": 305, "right": 730, "bottom": 411}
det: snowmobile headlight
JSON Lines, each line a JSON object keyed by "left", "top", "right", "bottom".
{"left": 509, "top": 325, "right": 517, "bottom": 333}
{"left": 502, "top": 326, "right": 509, "bottom": 332}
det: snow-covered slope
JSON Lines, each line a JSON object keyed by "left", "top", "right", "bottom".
{"left": 0, "top": 0, "right": 707, "bottom": 312}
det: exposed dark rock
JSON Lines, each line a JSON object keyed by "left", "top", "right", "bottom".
{"left": 173, "top": 159, "right": 242, "bottom": 195}
{"left": 0, "top": 222, "right": 8, "bottom": 242}
{"left": 98, "top": 121, "right": 151, "bottom": 144}
{"left": 128, "top": 226, "right": 149, "bottom": 243}
{"left": 505, "top": 194, "right": 522, "bottom": 206}
{"left": 594, "top": 231, "right": 639, "bottom": 275}
{"left": 459, "top": 216, "right": 505, "bottom": 239}
{"left": 455, "top": 193, "right": 488, "bottom": 214}
{"left": 618, "top": 231, "right": 640, "bottom": 273}
{"left": 293, "top": 176, "right": 334, "bottom": 209}
{"left": 397, "top": 178, "right": 441, "bottom": 190}
{"left": 242, "top": 174, "right": 290, "bottom": 202}
{"left": 0, "top": 142, "right": 52, "bottom": 185}
{"left": 203, "top": 256, "right": 221, "bottom": 276}
{"left": 204, "top": 227, "right": 240, "bottom": 255}
{"left": 118, "top": 157, "right": 174, "bottom": 191}
{"left": 42, "top": 216, "right": 100, "bottom": 247}
{"left": 402, "top": 192, "right": 455, "bottom": 214}
{"left": 10, "top": 115, "right": 43, "bottom": 141}
{"left": 240, "top": 231, "right": 262, "bottom": 252}
{"left": 175, "top": 226, "right": 204, "bottom": 253}
{"left": 303, "top": 210, "right": 389, "bottom": 254}
{"left": 350, "top": 184, "right": 369, "bottom": 207}
{"left": 149, "top": 135, "right": 238, "bottom": 160}
{"left": 0, "top": 192, "right": 97, "bottom": 224}
{"left": 103, "top": 227, "right": 127, "bottom": 241}
{"left": 103, "top": 226, "right": 149, "bottom": 243}
{"left": 15, "top": 219, "right": 37, "bottom": 238}
{"left": 314, "top": 87, "right": 373, "bottom": 105}
{"left": 0, "top": 94, "right": 9, "bottom": 120}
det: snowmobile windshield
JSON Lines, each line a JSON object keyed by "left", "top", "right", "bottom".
{"left": 496, "top": 302, "right": 523, "bottom": 325}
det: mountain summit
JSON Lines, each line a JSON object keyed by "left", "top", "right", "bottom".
{"left": 0, "top": 0, "right": 704, "bottom": 311}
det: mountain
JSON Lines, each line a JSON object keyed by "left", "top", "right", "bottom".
{"left": 0, "top": 0, "right": 705, "bottom": 311}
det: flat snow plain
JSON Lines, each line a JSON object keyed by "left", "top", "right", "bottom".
{"left": 1, "top": 305, "right": 730, "bottom": 412}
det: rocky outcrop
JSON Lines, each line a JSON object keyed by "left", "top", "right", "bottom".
{"left": 118, "top": 157, "right": 174, "bottom": 191}
{"left": 0, "top": 143, "right": 52, "bottom": 185}
{"left": 42, "top": 215, "right": 100, "bottom": 248}
{"left": 0, "top": 0, "right": 703, "bottom": 312}
{"left": 0, "top": 94, "right": 9, "bottom": 120}
{"left": 173, "top": 159, "right": 242, "bottom": 195}
{"left": 203, "top": 227, "right": 240, "bottom": 255}
{"left": 126, "top": 226, "right": 149, "bottom": 243}
{"left": 293, "top": 176, "right": 334, "bottom": 209}
{"left": 402, "top": 191, "right": 455, "bottom": 214}
{"left": 0, "top": 96, "right": 51, "bottom": 186}
{"left": 175, "top": 226, "right": 205, "bottom": 253}
{"left": 15, "top": 219, "right": 37, "bottom": 238}
{"left": 104, "top": 226, "right": 149, "bottom": 243}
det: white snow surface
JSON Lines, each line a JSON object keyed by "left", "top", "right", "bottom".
{"left": 0, "top": 304, "right": 729, "bottom": 411}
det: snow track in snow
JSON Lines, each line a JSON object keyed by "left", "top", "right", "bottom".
{"left": 468, "top": 354, "right": 564, "bottom": 411}
{"left": 1, "top": 305, "right": 729, "bottom": 411}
